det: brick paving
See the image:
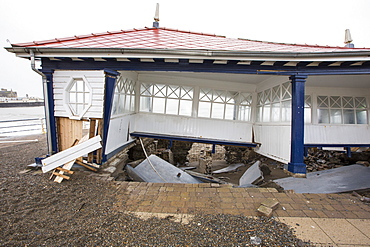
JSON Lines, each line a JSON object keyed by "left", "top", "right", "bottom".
{"left": 113, "top": 181, "right": 370, "bottom": 219}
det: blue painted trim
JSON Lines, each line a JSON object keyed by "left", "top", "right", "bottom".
{"left": 41, "top": 69, "right": 58, "bottom": 154}
{"left": 105, "top": 140, "right": 135, "bottom": 160}
{"left": 130, "top": 132, "right": 258, "bottom": 148}
{"left": 288, "top": 74, "right": 307, "bottom": 174}
{"left": 101, "top": 69, "right": 119, "bottom": 163}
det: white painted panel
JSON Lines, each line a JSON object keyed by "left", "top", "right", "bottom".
{"left": 42, "top": 135, "right": 102, "bottom": 173}
{"left": 254, "top": 124, "right": 291, "bottom": 163}
{"left": 133, "top": 113, "right": 253, "bottom": 142}
{"left": 305, "top": 125, "right": 370, "bottom": 144}
{"left": 53, "top": 70, "right": 106, "bottom": 119}
{"left": 105, "top": 114, "right": 136, "bottom": 154}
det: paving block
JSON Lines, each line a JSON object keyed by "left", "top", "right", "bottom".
{"left": 257, "top": 205, "right": 273, "bottom": 217}
{"left": 261, "top": 198, "right": 279, "bottom": 210}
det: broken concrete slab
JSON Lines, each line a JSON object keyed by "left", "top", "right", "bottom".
{"left": 274, "top": 164, "right": 370, "bottom": 193}
{"left": 261, "top": 198, "right": 279, "bottom": 210}
{"left": 239, "top": 160, "right": 263, "bottom": 186}
{"left": 212, "top": 163, "right": 244, "bottom": 174}
{"left": 127, "top": 155, "right": 201, "bottom": 183}
{"left": 257, "top": 205, "right": 273, "bottom": 217}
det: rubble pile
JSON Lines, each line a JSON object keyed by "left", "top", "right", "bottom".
{"left": 224, "top": 146, "right": 256, "bottom": 164}
{"left": 304, "top": 149, "right": 370, "bottom": 172}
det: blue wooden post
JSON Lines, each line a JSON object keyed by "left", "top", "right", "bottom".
{"left": 101, "top": 69, "right": 119, "bottom": 162}
{"left": 40, "top": 69, "right": 58, "bottom": 154}
{"left": 288, "top": 74, "right": 307, "bottom": 174}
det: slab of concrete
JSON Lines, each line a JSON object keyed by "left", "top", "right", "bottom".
{"left": 239, "top": 161, "right": 262, "bottom": 186}
{"left": 274, "top": 165, "right": 370, "bottom": 193}
{"left": 312, "top": 218, "right": 370, "bottom": 245}
{"left": 278, "top": 217, "right": 334, "bottom": 245}
{"left": 212, "top": 163, "right": 244, "bottom": 174}
{"left": 127, "top": 155, "right": 201, "bottom": 183}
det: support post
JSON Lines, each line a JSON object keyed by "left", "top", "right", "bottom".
{"left": 288, "top": 74, "right": 307, "bottom": 175}
{"left": 101, "top": 69, "right": 119, "bottom": 162}
{"left": 41, "top": 69, "right": 58, "bottom": 154}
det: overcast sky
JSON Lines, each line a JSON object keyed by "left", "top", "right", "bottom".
{"left": 1, "top": 0, "right": 369, "bottom": 98}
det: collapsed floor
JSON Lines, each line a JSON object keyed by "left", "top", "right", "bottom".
{"left": 108, "top": 138, "right": 370, "bottom": 196}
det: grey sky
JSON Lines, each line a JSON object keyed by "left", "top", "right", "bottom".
{"left": 1, "top": 0, "right": 369, "bottom": 98}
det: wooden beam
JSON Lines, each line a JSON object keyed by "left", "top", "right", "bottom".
{"left": 56, "top": 167, "right": 75, "bottom": 174}
{"left": 52, "top": 172, "right": 70, "bottom": 180}
{"left": 75, "top": 160, "right": 98, "bottom": 172}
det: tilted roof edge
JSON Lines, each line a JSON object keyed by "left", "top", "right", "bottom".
{"left": 6, "top": 47, "right": 370, "bottom": 61}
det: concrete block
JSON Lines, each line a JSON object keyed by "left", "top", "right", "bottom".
{"left": 257, "top": 205, "right": 273, "bottom": 217}
{"left": 261, "top": 198, "right": 279, "bottom": 210}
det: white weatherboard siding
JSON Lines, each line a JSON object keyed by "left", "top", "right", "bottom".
{"left": 253, "top": 124, "right": 291, "bottom": 164}
{"left": 42, "top": 135, "right": 102, "bottom": 173}
{"left": 53, "top": 70, "right": 105, "bottom": 119}
{"left": 305, "top": 125, "right": 370, "bottom": 144}
{"left": 134, "top": 113, "right": 253, "bottom": 142}
{"left": 105, "top": 114, "right": 136, "bottom": 154}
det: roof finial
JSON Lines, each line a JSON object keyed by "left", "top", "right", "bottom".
{"left": 344, "top": 29, "right": 354, "bottom": 48}
{"left": 153, "top": 3, "right": 160, "bottom": 28}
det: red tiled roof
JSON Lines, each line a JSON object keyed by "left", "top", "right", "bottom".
{"left": 12, "top": 27, "right": 369, "bottom": 53}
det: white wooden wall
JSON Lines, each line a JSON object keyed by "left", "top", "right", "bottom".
{"left": 253, "top": 124, "right": 291, "bottom": 163}
{"left": 53, "top": 70, "right": 105, "bottom": 119}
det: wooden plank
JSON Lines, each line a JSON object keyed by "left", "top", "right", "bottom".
{"left": 56, "top": 167, "right": 75, "bottom": 174}
{"left": 54, "top": 134, "right": 89, "bottom": 183}
{"left": 96, "top": 119, "right": 104, "bottom": 164}
{"left": 42, "top": 135, "right": 102, "bottom": 173}
{"left": 56, "top": 117, "right": 83, "bottom": 151}
{"left": 75, "top": 160, "right": 98, "bottom": 172}
{"left": 88, "top": 119, "right": 97, "bottom": 163}
{"left": 52, "top": 172, "right": 70, "bottom": 180}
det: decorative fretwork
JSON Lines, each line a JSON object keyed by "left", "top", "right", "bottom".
{"left": 111, "top": 76, "right": 136, "bottom": 116}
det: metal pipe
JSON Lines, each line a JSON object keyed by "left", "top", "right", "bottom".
{"left": 30, "top": 50, "right": 53, "bottom": 154}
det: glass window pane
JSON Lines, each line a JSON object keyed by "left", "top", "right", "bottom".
{"left": 166, "top": 98, "right": 178, "bottom": 115}
{"left": 330, "top": 109, "right": 342, "bottom": 124}
{"left": 119, "top": 94, "right": 126, "bottom": 113}
{"left": 224, "top": 104, "right": 235, "bottom": 120}
{"left": 213, "top": 90, "right": 225, "bottom": 103}
{"left": 69, "top": 92, "right": 76, "bottom": 103}
{"left": 343, "top": 109, "right": 355, "bottom": 124}
{"left": 281, "top": 100, "right": 291, "bottom": 122}
{"left": 304, "top": 108, "right": 311, "bottom": 123}
{"left": 140, "top": 96, "right": 151, "bottom": 112}
{"left": 330, "top": 96, "right": 341, "bottom": 108}
{"left": 152, "top": 97, "right": 165, "bottom": 114}
{"left": 167, "top": 85, "right": 180, "bottom": 99}
{"left": 263, "top": 104, "right": 271, "bottom": 122}
{"left": 317, "top": 96, "right": 329, "bottom": 107}
{"left": 256, "top": 106, "right": 262, "bottom": 122}
{"left": 342, "top": 96, "right": 354, "bottom": 108}
{"left": 318, "top": 109, "right": 329, "bottom": 123}
{"left": 76, "top": 80, "right": 84, "bottom": 92}
{"left": 356, "top": 110, "right": 367, "bottom": 124}
{"left": 355, "top": 97, "right": 367, "bottom": 108}
{"left": 238, "top": 106, "right": 250, "bottom": 121}
{"left": 125, "top": 94, "right": 131, "bottom": 112}
{"left": 179, "top": 100, "right": 192, "bottom": 116}
{"left": 211, "top": 103, "right": 224, "bottom": 119}
{"left": 198, "top": 102, "right": 211, "bottom": 118}
{"left": 271, "top": 103, "right": 280, "bottom": 122}
{"left": 180, "top": 86, "right": 193, "bottom": 100}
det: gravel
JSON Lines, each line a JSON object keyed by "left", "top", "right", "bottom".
{"left": 0, "top": 134, "right": 313, "bottom": 246}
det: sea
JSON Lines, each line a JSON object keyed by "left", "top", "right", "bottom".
{"left": 0, "top": 106, "right": 46, "bottom": 138}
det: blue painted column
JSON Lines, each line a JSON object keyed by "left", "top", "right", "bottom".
{"left": 288, "top": 74, "right": 307, "bottom": 174}
{"left": 40, "top": 69, "right": 58, "bottom": 154}
{"left": 101, "top": 69, "right": 119, "bottom": 162}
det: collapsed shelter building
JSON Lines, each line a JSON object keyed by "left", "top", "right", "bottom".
{"left": 5, "top": 24, "right": 370, "bottom": 176}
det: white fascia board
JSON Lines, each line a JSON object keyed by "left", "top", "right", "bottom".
{"left": 41, "top": 135, "right": 102, "bottom": 173}
{"left": 8, "top": 47, "right": 370, "bottom": 62}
